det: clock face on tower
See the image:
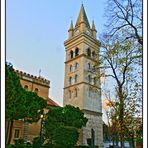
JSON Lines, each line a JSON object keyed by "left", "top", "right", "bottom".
{"left": 86, "top": 29, "right": 92, "bottom": 36}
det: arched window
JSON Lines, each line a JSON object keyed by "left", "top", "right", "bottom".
{"left": 75, "top": 75, "right": 78, "bottom": 83}
{"left": 70, "top": 65, "right": 73, "bottom": 72}
{"left": 70, "top": 50, "right": 73, "bottom": 59}
{"left": 75, "top": 62, "right": 79, "bottom": 70}
{"left": 69, "top": 90, "right": 72, "bottom": 99}
{"left": 34, "top": 88, "right": 39, "bottom": 94}
{"left": 87, "top": 48, "right": 91, "bottom": 57}
{"left": 74, "top": 89, "right": 78, "bottom": 97}
{"left": 75, "top": 48, "right": 79, "bottom": 57}
{"left": 88, "top": 63, "right": 91, "bottom": 69}
{"left": 69, "top": 77, "right": 72, "bottom": 85}
{"left": 24, "top": 85, "right": 28, "bottom": 90}
{"left": 88, "top": 75, "right": 91, "bottom": 83}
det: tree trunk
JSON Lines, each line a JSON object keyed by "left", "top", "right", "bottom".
{"left": 131, "top": 136, "right": 135, "bottom": 148}
{"left": 7, "top": 120, "right": 13, "bottom": 144}
{"left": 113, "top": 139, "right": 115, "bottom": 147}
{"left": 120, "top": 137, "right": 124, "bottom": 148}
{"left": 6, "top": 120, "right": 10, "bottom": 144}
{"left": 118, "top": 87, "right": 124, "bottom": 148}
{"left": 115, "top": 136, "right": 118, "bottom": 147}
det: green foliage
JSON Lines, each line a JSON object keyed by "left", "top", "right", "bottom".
{"left": 52, "top": 126, "right": 79, "bottom": 146}
{"left": 6, "top": 63, "right": 23, "bottom": 120}
{"left": 87, "top": 138, "right": 91, "bottom": 146}
{"left": 136, "top": 137, "right": 143, "bottom": 146}
{"left": 74, "top": 145, "right": 99, "bottom": 148}
{"left": 44, "top": 105, "right": 88, "bottom": 146}
{"left": 13, "top": 138, "right": 25, "bottom": 148}
{"left": 6, "top": 63, "right": 47, "bottom": 123}
{"left": 6, "top": 145, "right": 16, "bottom": 148}
{"left": 32, "top": 137, "right": 42, "bottom": 148}
{"left": 6, "top": 138, "right": 32, "bottom": 148}
{"left": 74, "top": 146, "right": 89, "bottom": 148}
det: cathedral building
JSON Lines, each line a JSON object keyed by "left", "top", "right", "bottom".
{"left": 63, "top": 4, "right": 103, "bottom": 147}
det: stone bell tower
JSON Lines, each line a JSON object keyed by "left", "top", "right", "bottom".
{"left": 63, "top": 4, "right": 103, "bottom": 147}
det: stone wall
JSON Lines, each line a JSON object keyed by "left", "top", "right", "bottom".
{"left": 82, "top": 113, "right": 103, "bottom": 147}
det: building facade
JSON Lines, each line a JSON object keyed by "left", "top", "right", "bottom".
{"left": 6, "top": 70, "right": 59, "bottom": 144}
{"left": 63, "top": 4, "right": 103, "bottom": 147}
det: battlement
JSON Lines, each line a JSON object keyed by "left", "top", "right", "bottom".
{"left": 14, "top": 69, "right": 50, "bottom": 87}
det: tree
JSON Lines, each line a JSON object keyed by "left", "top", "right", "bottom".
{"left": 6, "top": 63, "right": 47, "bottom": 144}
{"left": 105, "top": 0, "right": 142, "bottom": 45}
{"left": 101, "top": 1, "right": 142, "bottom": 147}
{"left": 92, "top": 37, "right": 142, "bottom": 147}
{"left": 43, "top": 105, "right": 88, "bottom": 147}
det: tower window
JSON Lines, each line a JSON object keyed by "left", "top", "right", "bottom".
{"left": 24, "top": 85, "right": 28, "bottom": 90}
{"left": 88, "top": 75, "right": 91, "bottom": 83}
{"left": 69, "top": 77, "right": 72, "bottom": 85}
{"left": 75, "top": 75, "right": 78, "bottom": 83}
{"left": 69, "top": 90, "right": 72, "bottom": 99}
{"left": 34, "top": 88, "right": 39, "bottom": 94}
{"left": 74, "top": 89, "right": 78, "bottom": 97}
{"left": 88, "top": 63, "right": 91, "bottom": 70}
{"left": 87, "top": 48, "right": 91, "bottom": 57}
{"left": 75, "top": 48, "right": 79, "bottom": 57}
{"left": 70, "top": 50, "right": 74, "bottom": 59}
{"left": 70, "top": 65, "right": 73, "bottom": 72}
{"left": 14, "top": 129, "right": 20, "bottom": 139}
{"left": 75, "top": 62, "right": 79, "bottom": 70}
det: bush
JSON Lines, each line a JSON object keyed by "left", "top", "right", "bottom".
{"left": 13, "top": 138, "right": 26, "bottom": 148}
{"left": 74, "top": 145, "right": 99, "bottom": 148}
{"left": 32, "top": 137, "right": 42, "bottom": 148}
{"left": 136, "top": 137, "right": 143, "bottom": 146}
{"left": 74, "top": 146, "right": 89, "bottom": 148}
{"left": 6, "top": 145, "right": 15, "bottom": 148}
{"left": 87, "top": 138, "right": 91, "bottom": 146}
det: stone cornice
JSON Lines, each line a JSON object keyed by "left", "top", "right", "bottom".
{"left": 64, "top": 33, "right": 101, "bottom": 48}
{"left": 63, "top": 81, "right": 101, "bottom": 90}
{"left": 65, "top": 53, "right": 97, "bottom": 64}
{"left": 82, "top": 109, "right": 102, "bottom": 116}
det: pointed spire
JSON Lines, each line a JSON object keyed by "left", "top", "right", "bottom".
{"left": 92, "top": 20, "right": 96, "bottom": 31}
{"left": 68, "top": 20, "right": 74, "bottom": 38}
{"left": 69, "top": 20, "right": 73, "bottom": 31}
{"left": 75, "top": 4, "right": 90, "bottom": 28}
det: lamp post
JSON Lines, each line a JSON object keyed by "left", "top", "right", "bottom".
{"left": 40, "top": 114, "right": 44, "bottom": 145}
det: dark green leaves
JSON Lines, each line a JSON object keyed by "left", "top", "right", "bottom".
{"left": 44, "top": 105, "right": 88, "bottom": 146}
{"left": 6, "top": 63, "right": 47, "bottom": 123}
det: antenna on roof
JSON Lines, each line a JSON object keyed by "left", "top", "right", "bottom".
{"left": 39, "top": 69, "right": 41, "bottom": 77}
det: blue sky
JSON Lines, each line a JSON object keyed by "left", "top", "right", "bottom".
{"left": 6, "top": 0, "right": 107, "bottom": 106}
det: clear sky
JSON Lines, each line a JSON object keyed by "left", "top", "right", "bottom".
{"left": 6, "top": 0, "right": 107, "bottom": 106}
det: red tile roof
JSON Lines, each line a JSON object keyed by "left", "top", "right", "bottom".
{"left": 47, "top": 98, "right": 59, "bottom": 107}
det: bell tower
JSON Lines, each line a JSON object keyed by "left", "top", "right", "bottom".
{"left": 63, "top": 4, "right": 103, "bottom": 147}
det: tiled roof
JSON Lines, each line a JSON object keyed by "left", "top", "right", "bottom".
{"left": 47, "top": 98, "right": 59, "bottom": 107}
